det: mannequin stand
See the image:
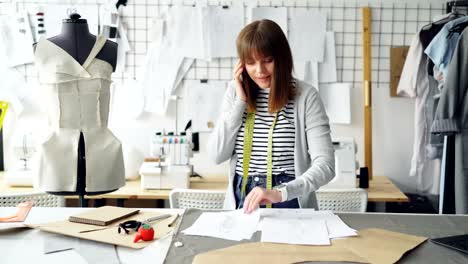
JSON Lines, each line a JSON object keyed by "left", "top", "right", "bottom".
{"left": 77, "top": 132, "right": 87, "bottom": 207}
{"left": 37, "top": 13, "right": 121, "bottom": 207}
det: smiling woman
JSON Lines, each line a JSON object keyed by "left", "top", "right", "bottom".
{"left": 235, "top": 19, "right": 294, "bottom": 113}
{"left": 208, "top": 19, "right": 336, "bottom": 213}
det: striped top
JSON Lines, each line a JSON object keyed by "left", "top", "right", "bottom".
{"left": 235, "top": 87, "right": 296, "bottom": 177}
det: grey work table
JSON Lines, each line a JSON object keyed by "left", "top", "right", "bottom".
{"left": 165, "top": 209, "right": 468, "bottom": 264}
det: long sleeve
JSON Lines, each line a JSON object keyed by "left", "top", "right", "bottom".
{"left": 207, "top": 81, "right": 246, "bottom": 164}
{"left": 431, "top": 30, "right": 468, "bottom": 134}
{"left": 285, "top": 88, "right": 335, "bottom": 200}
{"left": 397, "top": 31, "right": 425, "bottom": 98}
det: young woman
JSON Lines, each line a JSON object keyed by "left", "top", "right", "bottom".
{"left": 208, "top": 19, "right": 335, "bottom": 213}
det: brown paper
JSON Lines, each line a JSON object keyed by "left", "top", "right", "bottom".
{"left": 390, "top": 46, "right": 409, "bottom": 97}
{"left": 192, "top": 228, "right": 427, "bottom": 264}
{"left": 333, "top": 228, "right": 427, "bottom": 264}
{"left": 193, "top": 242, "right": 367, "bottom": 264}
{"left": 68, "top": 206, "right": 140, "bottom": 226}
{"left": 37, "top": 211, "right": 178, "bottom": 249}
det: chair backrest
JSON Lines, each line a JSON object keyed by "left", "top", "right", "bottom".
{"left": 0, "top": 192, "right": 65, "bottom": 207}
{"left": 169, "top": 189, "right": 226, "bottom": 210}
{"left": 316, "top": 188, "right": 367, "bottom": 212}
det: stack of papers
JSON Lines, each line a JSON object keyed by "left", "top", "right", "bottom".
{"left": 182, "top": 209, "right": 357, "bottom": 245}
{"left": 182, "top": 210, "right": 260, "bottom": 241}
{"left": 258, "top": 210, "right": 357, "bottom": 245}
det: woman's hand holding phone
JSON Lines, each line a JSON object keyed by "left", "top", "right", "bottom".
{"left": 233, "top": 61, "right": 247, "bottom": 102}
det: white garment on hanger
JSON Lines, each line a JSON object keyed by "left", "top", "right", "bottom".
{"left": 34, "top": 36, "right": 125, "bottom": 193}
{"left": 99, "top": 3, "right": 130, "bottom": 73}
{"left": 397, "top": 32, "right": 440, "bottom": 194}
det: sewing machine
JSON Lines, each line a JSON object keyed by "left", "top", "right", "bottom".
{"left": 140, "top": 132, "right": 192, "bottom": 189}
{"left": 321, "top": 137, "right": 358, "bottom": 189}
{"left": 3, "top": 133, "right": 36, "bottom": 187}
{"left": 140, "top": 163, "right": 191, "bottom": 190}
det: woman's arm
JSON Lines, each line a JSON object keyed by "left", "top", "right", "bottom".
{"left": 207, "top": 81, "right": 246, "bottom": 164}
{"left": 242, "top": 87, "right": 336, "bottom": 213}
{"left": 285, "top": 88, "right": 335, "bottom": 200}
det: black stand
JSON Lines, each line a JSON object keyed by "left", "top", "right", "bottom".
{"left": 77, "top": 132, "right": 87, "bottom": 207}
{"left": 439, "top": 135, "right": 456, "bottom": 214}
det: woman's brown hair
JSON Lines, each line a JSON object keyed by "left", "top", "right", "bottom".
{"left": 236, "top": 19, "right": 295, "bottom": 113}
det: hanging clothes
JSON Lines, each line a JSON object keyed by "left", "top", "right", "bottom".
{"left": 34, "top": 36, "right": 125, "bottom": 193}
{"left": 397, "top": 31, "right": 440, "bottom": 194}
{"left": 397, "top": 13, "right": 465, "bottom": 194}
{"left": 422, "top": 14, "right": 462, "bottom": 161}
{"left": 425, "top": 16, "right": 468, "bottom": 83}
{"left": 431, "top": 28, "right": 468, "bottom": 214}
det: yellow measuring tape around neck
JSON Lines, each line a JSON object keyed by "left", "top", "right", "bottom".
{"left": 242, "top": 111, "right": 278, "bottom": 209}
{"left": 0, "top": 101, "right": 8, "bottom": 130}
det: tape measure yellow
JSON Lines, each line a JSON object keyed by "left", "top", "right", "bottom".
{"left": 242, "top": 111, "right": 278, "bottom": 209}
{"left": 0, "top": 101, "right": 8, "bottom": 130}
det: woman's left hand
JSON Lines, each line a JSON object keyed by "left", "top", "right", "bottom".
{"left": 243, "top": 187, "right": 282, "bottom": 214}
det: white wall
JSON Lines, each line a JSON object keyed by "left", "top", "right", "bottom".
{"left": 331, "top": 84, "right": 418, "bottom": 193}
{"left": 2, "top": 0, "right": 448, "bottom": 194}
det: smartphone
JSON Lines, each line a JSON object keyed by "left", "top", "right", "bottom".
{"left": 241, "top": 69, "right": 250, "bottom": 94}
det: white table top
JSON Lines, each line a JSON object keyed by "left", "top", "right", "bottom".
{"left": 0, "top": 207, "right": 183, "bottom": 264}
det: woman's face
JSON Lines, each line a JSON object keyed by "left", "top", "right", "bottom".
{"left": 244, "top": 55, "right": 274, "bottom": 89}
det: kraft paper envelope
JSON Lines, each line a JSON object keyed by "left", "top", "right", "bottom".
{"left": 37, "top": 211, "right": 179, "bottom": 249}
{"left": 193, "top": 228, "right": 427, "bottom": 264}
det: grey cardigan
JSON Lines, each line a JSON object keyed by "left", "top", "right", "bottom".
{"left": 208, "top": 80, "right": 335, "bottom": 209}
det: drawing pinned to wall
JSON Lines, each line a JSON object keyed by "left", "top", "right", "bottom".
{"left": 141, "top": 7, "right": 202, "bottom": 114}
{"left": 289, "top": 9, "right": 326, "bottom": 62}
{"left": 184, "top": 80, "right": 227, "bottom": 132}
{"left": 319, "top": 83, "right": 352, "bottom": 124}
{"left": 141, "top": 47, "right": 184, "bottom": 114}
{"left": 171, "top": 6, "right": 206, "bottom": 60}
{"left": 141, "top": 8, "right": 187, "bottom": 114}
{"left": 319, "top": 32, "right": 338, "bottom": 83}
{"left": 249, "top": 7, "right": 287, "bottom": 37}
{"left": 0, "top": 12, "right": 34, "bottom": 67}
{"left": 295, "top": 60, "right": 319, "bottom": 90}
{"left": 0, "top": 66, "right": 28, "bottom": 116}
{"left": 202, "top": 6, "right": 244, "bottom": 59}
{"left": 305, "top": 61, "right": 319, "bottom": 90}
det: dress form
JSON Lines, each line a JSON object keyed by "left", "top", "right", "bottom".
{"left": 34, "top": 13, "right": 121, "bottom": 206}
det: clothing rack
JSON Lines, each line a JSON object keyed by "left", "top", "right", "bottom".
{"left": 446, "top": 0, "right": 468, "bottom": 12}
{"left": 438, "top": 0, "right": 468, "bottom": 214}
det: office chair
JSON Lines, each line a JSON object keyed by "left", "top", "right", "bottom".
{"left": 169, "top": 189, "right": 226, "bottom": 210}
{"left": 0, "top": 192, "right": 65, "bottom": 207}
{"left": 316, "top": 188, "right": 367, "bottom": 212}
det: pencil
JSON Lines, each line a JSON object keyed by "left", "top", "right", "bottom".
{"left": 168, "top": 214, "right": 180, "bottom": 227}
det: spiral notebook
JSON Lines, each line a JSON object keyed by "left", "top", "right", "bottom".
{"left": 68, "top": 206, "right": 140, "bottom": 226}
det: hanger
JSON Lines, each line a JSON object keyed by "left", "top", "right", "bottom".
{"left": 445, "top": 0, "right": 468, "bottom": 38}
{"left": 423, "top": 0, "right": 464, "bottom": 31}
{"left": 448, "top": 0, "right": 464, "bottom": 18}
{"left": 116, "top": 0, "right": 128, "bottom": 9}
{"left": 447, "top": 20, "right": 468, "bottom": 38}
